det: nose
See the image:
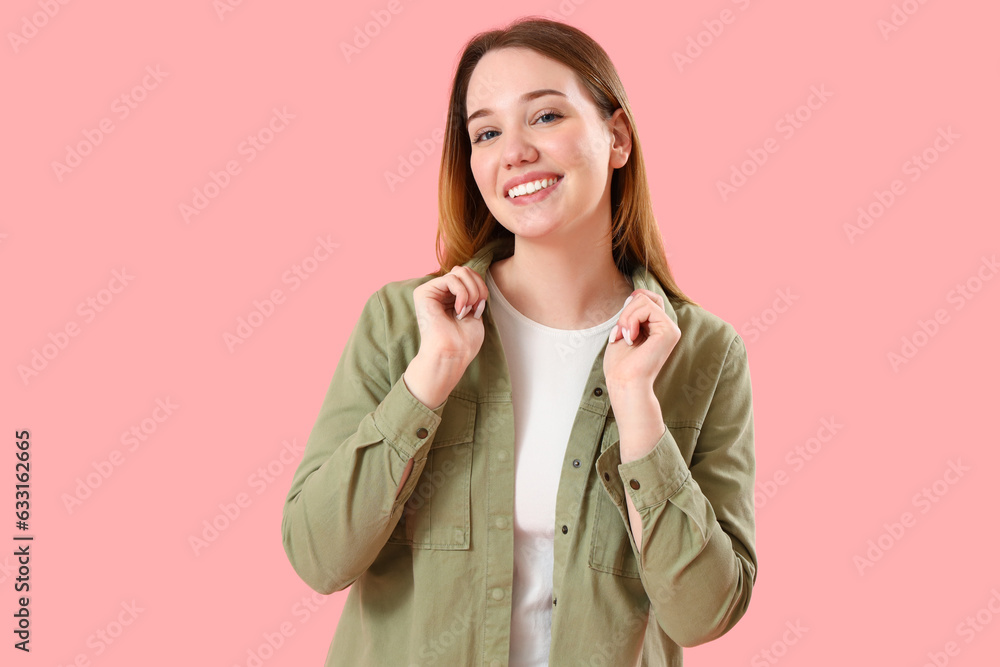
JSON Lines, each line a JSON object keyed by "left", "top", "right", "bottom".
{"left": 502, "top": 125, "right": 538, "bottom": 169}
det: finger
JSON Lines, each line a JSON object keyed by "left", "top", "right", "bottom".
{"left": 465, "top": 266, "right": 490, "bottom": 310}
{"left": 456, "top": 266, "right": 490, "bottom": 317}
{"left": 447, "top": 266, "right": 487, "bottom": 319}
{"left": 618, "top": 298, "right": 668, "bottom": 345}
{"left": 630, "top": 289, "right": 665, "bottom": 311}
{"left": 608, "top": 323, "right": 620, "bottom": 345}
{"left": 437, "top": 269, "right": 476, "bottom": 317}
{"left": 618, "top": 294, "right": 648, "bottom": 343}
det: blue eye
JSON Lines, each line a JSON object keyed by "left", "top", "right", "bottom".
{"left": 471, "top": 110, "right": 563, "bottom": 144}
{"left": 473, "top": 129, "right": 499, "bottom": 143}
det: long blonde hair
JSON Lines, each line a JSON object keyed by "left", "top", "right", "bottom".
{"left": 434, "top": 16, "right": 696, "bottom": 307}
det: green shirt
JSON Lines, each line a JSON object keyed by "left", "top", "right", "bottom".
{"left": 281, "top": 235, "right": 757, "bottom": 666}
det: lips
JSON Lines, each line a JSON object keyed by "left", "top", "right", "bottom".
{"left": 502, "top": 172, "right": 563, "bottom": 199}
{"left": 505, "top": 175, "right": 563, "bottom": 205}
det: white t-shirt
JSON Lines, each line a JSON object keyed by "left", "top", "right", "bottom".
{"left": 486, "top": 266, "right": 626, "bottom": 667}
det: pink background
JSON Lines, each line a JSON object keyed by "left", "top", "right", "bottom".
{"left": 3, "top": 0, "right": 999, "bottom": 665}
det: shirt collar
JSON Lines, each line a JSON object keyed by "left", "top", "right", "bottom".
{"left": 461, "top": 235, "right": 678, "bottom": 325}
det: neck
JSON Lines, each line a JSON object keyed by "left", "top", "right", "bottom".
{"left": 491, "top": 228, "right": 633, "bottom": 330}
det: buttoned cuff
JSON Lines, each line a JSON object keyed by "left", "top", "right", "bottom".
{"left": 596, "top": 425, "right": 690, "bottom": 512}
{"left": 618, "top": 425, "right": 690, "bottom": 510}
{"left": 373, "top": 374, "right": 448, "bottom": 461}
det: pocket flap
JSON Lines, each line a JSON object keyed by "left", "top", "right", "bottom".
{"left": 431, "top": 395, "right": 476, "bottom": 448}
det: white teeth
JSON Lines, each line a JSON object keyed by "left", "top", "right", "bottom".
{"left": 508, "top": 177, "right": 558, "bottom": 199}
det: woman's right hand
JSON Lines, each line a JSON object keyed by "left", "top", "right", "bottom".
{"left": 413, "top": 265, "right": 488, "bottom": 365}
{"left": 404, "top": 266, "right": 489, "bottom": 407}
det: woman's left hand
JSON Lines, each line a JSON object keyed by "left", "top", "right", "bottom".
{"left": 604, "top": 289, "right": 681, "bottom": 394}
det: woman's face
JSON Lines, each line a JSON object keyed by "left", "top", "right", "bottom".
{"left": 465, "top": 47, "right": 628, "bottom": 242}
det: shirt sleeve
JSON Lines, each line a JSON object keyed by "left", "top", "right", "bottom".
{"left": 595, "top": 333, "right": 757, "bottom": 647}
{"left": 281, "top": 289, "right": 449, "bottom": 595}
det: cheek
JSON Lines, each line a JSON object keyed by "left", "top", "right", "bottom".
{"left": 553, "top": 132, "right": 607, "bottom": 175}
{"left": 578, "top": 130, "right": 611, "bottom": 167}
{"left": 564, "top": 149, "right": 606, "bottom": 193}
{"left": 469, "top": 156, "right": 494, "bottom": 196}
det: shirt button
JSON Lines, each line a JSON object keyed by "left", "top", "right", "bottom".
{"left": 454, "top": 528, "right": 464, "bottom": 542}
{"left": 561, "top": 525, "right": 568, "bottom": 534}
{"left": 491, "top": 660, "right": 503, "bottom": 667}
{"left": 497, "top": 450, "right": 508, "bottom": 462}
{"left": 603, "top": 472, "right": 610, "bottom": 481}
{"left": 492, "top": 587, "right": 504, "bottom": 601}
{"left": 593, "top": 387, "right": 603, "bottom": 397}
{"left": 494, "top": 516, "right": 506, "bottom": 529}
{"left": 416, "top": 427, "right": 428, "bottom": 438}
{"left": 629, "top": 479, "right": 641, "bottom": 490}
{"left": 572, "top": 459, "right": 580, "bottom": 467}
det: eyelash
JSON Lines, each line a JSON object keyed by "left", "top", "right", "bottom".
{"left": 471, "top": 110, "right": 563, "bottom": 144}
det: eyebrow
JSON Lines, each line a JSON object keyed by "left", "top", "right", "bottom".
{"left": 466, "top": 89, "right": 567, "bottom": 127}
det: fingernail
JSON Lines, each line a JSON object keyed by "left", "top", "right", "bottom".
{"left": 624, "top": 327, "right": 633, "bottom": 346}
{"left": 473, "top": 299, "right": 486, "bottom": 319}
{"left": 457, "top": 304, "right": 471, "bottom": 320}
{"left": 623, "top": 295, "right": 633, "bottom": 308}
{"left": 608, "top": 325, "right": 618, "bottom": 344}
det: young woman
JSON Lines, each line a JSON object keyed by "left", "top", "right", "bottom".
{"left": 282, "top": 17, "right": 757, "bottom": 667}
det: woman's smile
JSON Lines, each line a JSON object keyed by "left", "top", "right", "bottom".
{"left": 506, "top": 175, "right": 563, "bottom": 205}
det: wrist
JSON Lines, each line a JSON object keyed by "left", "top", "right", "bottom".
{"left": 405, "top": 352, "right": 464, "bottom": 409}
{"left": 611, "top": 389, "right": 664, "bottom": 460}
{"left": 619, "top": 421, "right": 666, "bottom": 463}
{"left": 608, "top": 384, "right": 658, "bottom": 421}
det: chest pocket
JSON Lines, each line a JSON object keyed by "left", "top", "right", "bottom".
{"left": 387, "top": 395, "right": 476, "bottom": 550}
{"left": 588, "top": 417, "right": 641, "bottom": 578}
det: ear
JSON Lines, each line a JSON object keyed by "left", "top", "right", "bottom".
{"left": 608, "top": 108, "right": 632, "bottom": 169}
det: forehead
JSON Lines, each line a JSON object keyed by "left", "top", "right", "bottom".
{"left": 465, "top": 47, "right": 583, "bottom": 113}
